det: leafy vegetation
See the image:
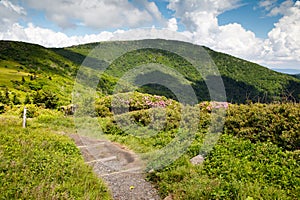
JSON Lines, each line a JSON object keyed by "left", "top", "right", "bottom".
{"left": 1, "top": 40, "right": 300, "bottom": 104}
{"left": 1, "top": 39, "right": 299, "bottom": 199}
{"left": 0, "top": 41, "right": 77, "bottom": 105}
{"left": 0, "top": 111, "right": 111, "bottom": 199}
{"left": 294, "top": 74, "right": 300, "bottom": 79}
{"left": 63, "top": 39, "right": 300, "bottom": 103}
{"left": 97, "top": 99, "right": 299, "bottom": 199}
{"left": 149, "top": 134, "right": 299, "bottom": 199}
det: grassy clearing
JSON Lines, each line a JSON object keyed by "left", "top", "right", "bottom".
{"left": 0, "top": 66, "right": 30, "bottom": 88}
{"left": 0, "top": 113, "right": 111, "bottom": 200}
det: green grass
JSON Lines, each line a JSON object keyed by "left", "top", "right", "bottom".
{"left": 98, "top": 102, "right": 300, "bottom": 199}
{"left": 1, "top": 40, "right": 300, "bottom": 199}
{"left": 0, "top": 41, "right": 78, "bottom": 105}
{"left": 0, "top": 66, "right": 30, "bottom": 88}
{"left": 0, "top": 98, "right": 299, "bottom": 199}
{"left": 0, "top": 113, "right": 111, "bottom": 200}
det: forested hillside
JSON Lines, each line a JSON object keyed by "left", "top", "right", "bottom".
{"left": 62, "top": 39, "right": 300, "bottom": 103}
{"left": 1, "top": 39, "right": 300, "bottom": 106}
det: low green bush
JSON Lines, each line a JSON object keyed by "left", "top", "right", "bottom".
{"left": 149, "top": 135, "right": 299, "bottom": 199}
{"left": 225, "top": 103, "right": 300, "bottom": 151}
{"left": 101, "top": 102, "right": 299, "bottom": 199}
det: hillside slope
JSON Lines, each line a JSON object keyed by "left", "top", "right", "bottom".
{"left": 60, "top": 39, "right": 300, "bottom": 103}
{"left": 1, "top": 39, "right": 300, "bottom": 104}
{"left": 294, "top": 74, "right": 300, "bottom": 80}
{"left": 0, "top": 41, "right": 77, "bottom": 105}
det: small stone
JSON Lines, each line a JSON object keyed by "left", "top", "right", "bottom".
{"left": 190, "top": 154, "right": 205, "bottom": 165}
{"left": 164, "top": 194, "right": 173, "bottom": 200}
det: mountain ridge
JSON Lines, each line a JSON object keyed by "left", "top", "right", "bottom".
{"left": 1, "top": 39, "right": 300, "bottom": 105}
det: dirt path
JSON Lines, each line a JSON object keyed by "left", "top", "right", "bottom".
{"left": 70, "top": 134, "right": 161, "bottom": 200}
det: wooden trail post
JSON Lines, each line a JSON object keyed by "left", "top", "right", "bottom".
{"left": 23, "top": 107, "right": 27, "bottom": 128}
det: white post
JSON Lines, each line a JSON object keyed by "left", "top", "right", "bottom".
{"left": 23, "top": 107, "right": 27, "bottom": 128}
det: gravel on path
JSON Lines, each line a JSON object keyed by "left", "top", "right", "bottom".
{"left": 70, "top": 134, "right": 161, "bottom": 200}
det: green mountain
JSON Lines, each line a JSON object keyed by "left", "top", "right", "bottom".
{"left": 294, "top": 74, "right": 300, "bottom": 80}
{"left": 58, "top": 39, "right": 300, "bottom": 103}
{"left": 1, "top": 39, "right": 300, "bottom": 105}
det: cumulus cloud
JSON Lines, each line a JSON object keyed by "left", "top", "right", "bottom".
{"left": 25, "top": 0, "right": 164, "bottom": 29}
{"left": 167, "top": 0, "right": 263, "bottom": 59}
{"left": 263, "top": 0, "right": 300, "bottom": 64}
{"left": 268, "top": 0, "right": 295, "bottom": 16}
{"left": 168, "top": 0, "right": 240, "bottom": 31}
{"left": 0, "top": 23, "right": 114, "bottom": 47}
{"left": 167, "top": 0, "right": 300, "bottom": 69}
{"left": 0, "top": 22, "right": 190, "bottom": 48}
{"left": 166, "top": 18, "right": 178, "bottom": 31}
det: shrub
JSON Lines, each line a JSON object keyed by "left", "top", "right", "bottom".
{"left": 225, "top": 103, "right": 300, "bottom": 151}
{"left": 32, "top": 90, "right": 59, "bottom": 109}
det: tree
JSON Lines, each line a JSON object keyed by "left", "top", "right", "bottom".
{"left": 43, "top": 91, "right": 59, "bottom": 109}
{"left": 24, "top": 93, "right": 31, "bottom": 104}
{"left": 12, "top": 93, "right": 21, "bottom": 105}
{"left": 32, "top": 90, "right": 59, "bottom": 109}
{"left": 32, "top": 91, "right": 43, "bottom": 105}
{"left": 0, "top": 89, "right": 11, "bottom": 105}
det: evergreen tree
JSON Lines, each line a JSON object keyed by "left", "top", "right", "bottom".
{"left": 32, "top": 91, "right": 43, "bottom": 105}
{"left": 24, "top": 93, "right": 31, "bottom": 104}
{"left": 2, "top": 89, "right": 11, "bottom": 105}
{"left": 32, "top": 90, "right": 59, "bottom": 109}
{"left": 12, "top": 93, "right": 21, "bottom": 105}
{"left": 43, "top": 91, "right": 59, "bottom": 109}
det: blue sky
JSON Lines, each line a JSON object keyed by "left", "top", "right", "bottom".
{"left": 218, "top": 0, "right": 284, "bottom": 38}
{"left": 0, "top": 0, "right": 299, "bottom": 73}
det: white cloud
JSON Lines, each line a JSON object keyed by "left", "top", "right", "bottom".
{"left": 0, "top": 0, "right": 26, "bottom": 15}
{"left": 0, "top": 0, "right": 26, "bottom": 31}
{"left": 258, "top": 0, "right": 278, "bottom": 11}
{"left": 0, "top": 22, "right": 192, "bottom": 48}
{"left": 25, "top": 0, "right": 164, "bottom": 29}
{"left": 216, "top": 23, "right": 264, "bottom": 59}
{"left": 167, "top": 0, "right": 300, "bottom": 70}
{"left": 168, "top": 0, "right": 240, "bottom": 31}
{"left": 167, "top": 18, "right": 178, "bottom": 31}
{"left": 167, "top": 0, "right": 262, "bottom": 59}
{"left": 268, "top": 0, "right": 295, "bottom": 16}
{"left": 0, "top": 23, "right": 114, "bottom": 47}
{"left": 263, "top": 0, "right": 300, "bottom": 66}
